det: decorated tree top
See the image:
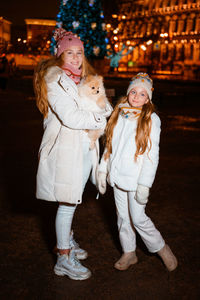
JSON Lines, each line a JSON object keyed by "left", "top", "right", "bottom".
{"left": 51, "top": 0, "right": 108, "bottom": 58}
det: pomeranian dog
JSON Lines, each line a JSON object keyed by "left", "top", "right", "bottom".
{"left": 78, "top": 74, "right": 111, "bottom": 149}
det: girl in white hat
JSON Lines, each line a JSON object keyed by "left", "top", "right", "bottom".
{"left": 97, "top": 73, "right": 178, "bottom": 272}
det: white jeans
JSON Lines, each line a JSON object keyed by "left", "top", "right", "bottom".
{"left": 55, "top": 140, "right": 93, "bottom": 250}
{"left": 113, "top": 186, "right": 165, "bottom": 253}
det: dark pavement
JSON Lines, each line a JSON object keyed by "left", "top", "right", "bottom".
{"left": 0, "top": 75, "right": 200, "bottom": 300}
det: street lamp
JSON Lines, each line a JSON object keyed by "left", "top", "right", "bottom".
{"left": 141, "top": 45, "right": 147, "bottom": 51}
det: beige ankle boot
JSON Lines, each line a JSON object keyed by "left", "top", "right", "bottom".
{"left": 158, "top": 244, "right": 178, "bottom": 271}
{"left": 114, "top": 251, "right": 138, "bottom": 271}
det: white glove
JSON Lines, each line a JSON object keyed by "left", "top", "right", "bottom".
{"left": 135, "top": 185, "right": 150, "bottom": 205}
{"left": 103, "top": 102, "right": 113, "bottom": 118}
{"left": 97, "top": 172, "right": 107, "bottom": 194}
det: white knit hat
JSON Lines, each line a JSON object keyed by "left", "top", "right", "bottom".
{"left": 127, "top": 73, "right": 154, "bottom": 101}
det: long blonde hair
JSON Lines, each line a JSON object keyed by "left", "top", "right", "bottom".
{"left": 33, "top": 54, "right": 96, "bottom": 118}
{"left": 104, "top": 96, "right": 156, "bottom": 161}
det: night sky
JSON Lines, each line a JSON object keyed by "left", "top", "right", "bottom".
{"left": 0, "top": 0, "right": 117, "bottom": 26}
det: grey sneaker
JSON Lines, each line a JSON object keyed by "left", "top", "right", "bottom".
{"left": 54, "top": 250, "right": 91, "bottom": 280}
{"left": 70, "top": 232, "right": 88, "bottom": 260}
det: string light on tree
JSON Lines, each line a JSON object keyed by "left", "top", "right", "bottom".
{"left": 56, "top": 21, "right": 63, "bottom": 28}
{"left": 100, "top": 11, "right": 104, "bottom": 18}
{"left": 72, "top": 21, "right": 80, "bottom": 29}
{"left": 89, "top": 0, "right": 95, "bottom": 6}
{"left": 91, "top": 22, "right": 97, "bottom": 30}
{"left": 102, "top": 23, "right": 106, "bottom": 31}
{"left": 93, "top": 46, "right": 100, "bottom": 56}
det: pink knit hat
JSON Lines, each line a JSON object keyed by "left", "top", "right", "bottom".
{"left": 53, "top": 28, "right": 84, "bottom": 57}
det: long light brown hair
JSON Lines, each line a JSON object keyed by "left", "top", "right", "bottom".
{"left": 33, "top": 53, "right": 96, "bottom": 118}
{"left": 104, "top": 96, "right": 156, "bottom": 161}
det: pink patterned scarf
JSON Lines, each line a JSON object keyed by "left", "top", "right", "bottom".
{"left": 61, "top": 63, "right": 82, "bottom": 84}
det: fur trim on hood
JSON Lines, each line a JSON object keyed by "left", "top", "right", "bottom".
{"left": 45, "top": 66, "right": 63, "bottom": 84}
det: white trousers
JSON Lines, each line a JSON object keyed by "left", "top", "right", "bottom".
{"left": 113, "top": 186, "right": 165, "bottom": 253}
{"left": 55, "top": 140, "right": 92, "bottom": 249}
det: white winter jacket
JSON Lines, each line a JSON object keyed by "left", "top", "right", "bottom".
{"left": 98, "top": 112, "right": 161, "bottom": 191}
{"left": 36, "top": 66, "right": 110, "bottom": 204}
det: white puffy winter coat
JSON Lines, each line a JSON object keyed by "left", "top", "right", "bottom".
{"left": 36, "top": 66, "right": 110, "bottom": 204}
{"left": 98, "top": 112, "right": 161, "bottom": 191}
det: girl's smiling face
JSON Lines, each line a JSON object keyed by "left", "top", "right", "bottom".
{"left": 62, "top": 46, "right": 83, "bottom": 69}
{"left": 128, "top": 86, "right": 149, "bottom": 108}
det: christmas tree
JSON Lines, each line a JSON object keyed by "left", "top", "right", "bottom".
{"left": 51, "top": 0, "right": 108, "bottom": 58}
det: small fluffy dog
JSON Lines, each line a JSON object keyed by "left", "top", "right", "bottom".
{"left": 78, "top": 74, "right": 109, "bottom": 149}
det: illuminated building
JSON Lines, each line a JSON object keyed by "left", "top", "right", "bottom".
{"left": 25, "top": 19, "right": 56, "bottom": 42}
{"left": 0, "top": 17, "right": 12, "bottom": 52}
{"left": 109, "top": 0, "right": 200, "bottom": 78}
{"left": 25, "top": 19, "right": 56, "bottom": 53}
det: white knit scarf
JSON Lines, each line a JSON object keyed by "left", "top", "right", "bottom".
{"left": 119, "top": 102, "right": 142, "bottom": 120}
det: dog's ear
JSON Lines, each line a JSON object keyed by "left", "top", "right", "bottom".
{"left": 86, "top": 74, "right": 93, "bottom": 82}
{"left": 97, "top": 75, "right": 103, "bottom": 83}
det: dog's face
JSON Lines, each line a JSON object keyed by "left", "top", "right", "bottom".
{"left": 80, "top": 75, "right": 104, "bottom": 97}
{"left": 79, "top": 74, "right": 106, "bottom": 109}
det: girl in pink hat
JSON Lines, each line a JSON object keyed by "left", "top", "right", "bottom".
{"left": 97, "top": 73, "right": 178, "bottom": 272}
{"left": 34, "top": 28, "right": 112, "bottom": 280}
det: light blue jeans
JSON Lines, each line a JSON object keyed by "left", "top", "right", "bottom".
{"left": 55, "top": 138, "right": 92, "bottom": 250}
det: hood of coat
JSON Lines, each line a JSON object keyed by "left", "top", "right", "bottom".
{"left": 44, "top": 66, "right": 63, "bottom": 83}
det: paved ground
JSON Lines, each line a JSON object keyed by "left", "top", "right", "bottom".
{"left": 0, "top": 76, "right": 200, "bottom": 300}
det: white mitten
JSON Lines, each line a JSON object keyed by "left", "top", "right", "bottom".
{"left": 135, "top": 185, "right": 150, "bottom": 205}
{"left": 103, "top": 102, "right": 113, "bottom": 118}
{"left": 97, "top": 172, "right": 107, "bottom": 194}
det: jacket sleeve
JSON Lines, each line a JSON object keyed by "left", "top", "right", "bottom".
{"left": 46, "top": 80, "right": 106, "bottom": 130}
{"left": 137, "top": 114, "right": 161, "bottom": 188}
